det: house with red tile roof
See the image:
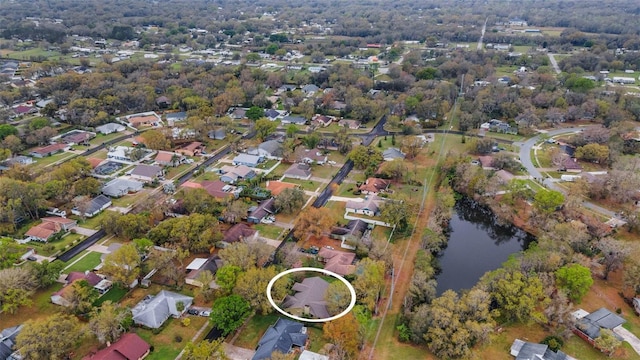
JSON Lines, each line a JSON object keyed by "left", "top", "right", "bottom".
{"left": 154, "top": 151, "right": 183, "bottom": 167}
{"left": 25, "top": 217, "right": 77, "bottom": 242}
{"left": 265, "top": 181, "right": 298, "bottom": 196}
{"left": 29, "top": 143, "right": 69, "bottom": 158}
{"left": 176, "top": 141, "right": 203, "bottom": 157}
{"left": 358, "top": 178, "right": 390, "bottom": 195}
{"left": 222, "top": 223, "right": 258, "bottom": 245}
{"left": 83, "top": 333, "right": 151, "bottom": 360}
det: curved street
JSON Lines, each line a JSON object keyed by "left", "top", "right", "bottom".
{"left": 516, "top": 127, "right": 617, "bottom": 219}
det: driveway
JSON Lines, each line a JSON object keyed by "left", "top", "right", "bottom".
{"left": 72, "top": 226, "right": 98, "bottom": 236}
{"left": 224, "top": 344, "right": 255, "bottom": 360}
{"left": 614, "top": 326, "right": 640, "bottom": 356}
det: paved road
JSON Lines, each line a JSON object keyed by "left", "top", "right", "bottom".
{"left": 516, "top": 126, "right": 617, "bottom": 218}
{"left": 477, "top": 17, "right": 488, "bottom": 50}
{"left": 548, "top": 53, "right": 561, "bottom": 74}
{"left": 57, "top": 229, "right": 107, "bottom": 262}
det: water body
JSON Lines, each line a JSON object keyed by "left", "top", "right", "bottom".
{"left": 435, "top": 197, "right": 535, "bottom": 295}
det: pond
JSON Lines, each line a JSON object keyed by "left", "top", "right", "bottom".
{"left": 435, "top": 197, "right": 535, "bottom": 295}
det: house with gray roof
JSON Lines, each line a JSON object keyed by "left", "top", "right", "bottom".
{"left": 208, "top": 128, "right": 226, "bottom": 140}
{"left": 284, "top": 163, "right": 312, "bottom": 180}
{"left": 346, "top": 196, "right": 384, "bottom": 217}
{"left": 71, "top": 194, "right": 112, "bottom": 218}
{"left": 0, "top": 324, "right": 22, "bottom": 360}
{"left": 248, "top": 198, "right": 276, "bottom": 224}
{"left": 220, "top": 165, "right": 256, "bottom": 183}
{"left": 281, "top": 116, "right": 307, "bottom": 125}
{"left": 233, "top": 153, "right": 263, "bottom": 168}
{"left": 102, "top": 178, "right": 144, "bottom": 197}
{"left": 510, "top": 339, "right": 568, "bottom": 360}
{"left": 282, "top": 277, "right": 330, "bottom": 319}
{"left": 252, "top": 318, "right": 307, "bottom": 360}
{"left": 130, "top": 164, "right": 163, "bottom": 182}
{"left": 165, "top": 111, "right": 187, "bottom": 126}
{"left": 256, "top": 140, "right": 283, "bottom": 159}
{"left": 96, "top": 123, "right": 126, "bottom": 135}
{"left": 302, "top": 84, "right": 320, "bottom": 95}
{"left": 383, "top": 147, "right": 405, "bottom": 161}
{"left": 573, "top": 308, "right": 626, "bottom": 344}
{"left": 131, "top": 290, "right": 193, "bottom": 329}
{"left": 265, "top": 109, "right": 281, "bottom": 121}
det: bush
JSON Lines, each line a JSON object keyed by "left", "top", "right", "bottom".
{"left": 541, "top": 336, "right": 564, "bottom": 352}
{"left": 397, "top": 323, "right": 411, "bottom": 342}
{"left": 181, "top": 318, "right": 191, "bottom": 327}
{"left": 174, "top": 335, "right": 183, "bottom": 343}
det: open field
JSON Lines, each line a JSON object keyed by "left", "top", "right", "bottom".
{"left": 233, "top": 313, "right": 280, "bottom": 349}
{"left": 64, "top": 251, "right": 102, "bottom": 273}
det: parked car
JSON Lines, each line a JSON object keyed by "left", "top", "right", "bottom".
{"left": 308, "top": 246, "right": 319, "bottom": 255}
{"left": 199, "top": 310, "right": 211, "bottom": 317}
{"left": 187, "top": 309, "right": 199, "bottom": 316}
{"left": 26, "top": 256, "right": 37, "bottom": 261}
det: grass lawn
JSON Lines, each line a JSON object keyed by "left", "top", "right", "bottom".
{"left": 254, "top": 224, "right": 284, "bottom": 239}
{"left": 76, "top": 212, "right": 105, "bottom": 230}
{"left": 367, "top": 314, "right": 434, "bottom": 360}
{"left": 306, "top": 326, "right": 326, "bottom": 353}
{"left": 111, "top": 190, "right": 149, "bottom": 208}
{"left": 283, "top": 178, "right": 322, "bottom": 191}
{"left": 233, "top": 313, "right": 280, "bottom": 349}
{"left": 326, "top": 151, "right": 347, "bottom": 164}
{"left": 310, "top": 164, "right": 337, "bottom": 179}
{"left": 256, "top": 159, "right": 279, "bottom": 170}
{"left": 29, "top": 151, "right": 77, "bottom": 169}
{"left": 88, "top": 132, "right": 126, "bottom": 146}
{"left": 336, "top": 182, "right": 360, "bottom": 198}
{"left": 267, "top": 162, "right": 289, "bottom": 179}
{"left": 0, "top": 282, "right": 64, "bottom": 328}
{"left": 135, "top": 316, "right": 208, "bottom": 360}
{"left": 64, "top": 251, "right": 102, "bottom": 273}
{"left": 323, "top": 201, "right": 347, "bottom": 224}
{"left": 166, "top": 163, "right": 193, "bottom": 179}
{"left": 94, "top": 285, "right": 129, "bottom": 306}
{"left": 86, "top": 149, "right": 109, "bottom": 160}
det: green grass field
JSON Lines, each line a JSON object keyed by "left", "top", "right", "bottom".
{"left": 94, "top": 285, "right": 128, "bottom": 306}
{"left": 233, "top": 313, "right": 280, "bottom": 349}
{"left": 254, "top": 224, "right": 284, "bottom": 239}
{"left": 64, "top": 251, "right": 102, "bottom": 273}
{"left": 282, "top": 178, "right": 322, "bottom": 191}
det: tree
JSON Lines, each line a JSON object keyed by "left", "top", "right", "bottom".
{"left": 286, "top": 124, "right": 298, "bottom": 138}
{"left": 0, "top": 267, "right": 36, "bottom": 314}
{"left": 624, "top": 262, "right": 640, "bottom": 296}
{"left": 101, "top": 243, "right": 141, "bottom": 287}
{"left": 16, "top": 313, "right": 84, "bottom": 360}
{"left": 196, "top": 270, "right": 216, "bottom": 301}
{"left": 334, "top": 127, "right": 353, "bottom": 155}
{"left": 1, "top": 134, "right": 23, "bottom": 154}
{"left": 594, "top": 328, "right": 622, "bottom": 356}
{"left": 222, "top": 200, "right": 249, "bottom": 224}
{"left": 148, "top": 213, "right": 222, "bottom": 252}
{"left": 326, "top": 281, "right": 352, "bottom": 316}
{"left": 182, "top": 339, "right": 227, "bottom": 360}
{"left": 379, "top": 200, "right": 411, "bottom": 232}
{"left": 216, "top": 265, "right": 242, "bottom": 293}
{"left": 0, "top": 124, "right": 18, "bottom": 140}
{"left": 323, "top": 312, "right": 361, "bottom": 359}
{"left": 140, "top": 129, "right": 171, "bottom": 150}
{"left": 293, "top": 207, "right": 334, "bottom": 240}
{"left": 274, "top": 187, "right": 305, "bottom": 214}
{"left": 246, "top": 106, "right": 264, "bottom": 121}
{"left": 302, "top": 133, "right": 320, "bottom": 149}
{"left": 575, "top": 143, "right": 609, "bottom": 163}
{"left": 353, "top": 258, "right": 386, "bottom": 313}
{"left": 254, "top": 118, "right": 277, "bottom": 141}
{"left": 401, "top": 137, "right": 423, "bottom": 160}
{"left": 179, "top": 188, "right": 224, "bottom": 215}
{"left": 555, "top": 264, "right": 593, "bottom": 303}
{"left": 210, "top": 295, "right": 251, "bottom": 336}
{"left": 29, "top": 260, "right": 65, "bottom": 288}
{"left": 484, "top": 269, "right": 548, "bottom": 324}
{"left": 348, "top": 145, "right": 383, "bottom": 170}
{"left": 67, "top": 279, "right": 99, "bottom": 315}
{"left": 0, "top": 238, "right": 23, "bottom": 270}
{"left": 218, "top": 242, "right": 273, "bottom": 271}
{"left": 73, "top": 177, "right": 102, "bottom": 197}
{"left": 89, "top": 300, "right": 130, "bottom": 344}
{"left": 234, "top": 266, "right": 287, "bottom": 314}
{"left": 533, "top": 190, "right": 565, "bottom": 214}
{"left": 597, "top": 238, "right": 629, "bottom": 280}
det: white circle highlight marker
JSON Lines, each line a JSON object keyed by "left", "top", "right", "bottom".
{"left": 266, "top": 267, "right": 357, "bottom": 323}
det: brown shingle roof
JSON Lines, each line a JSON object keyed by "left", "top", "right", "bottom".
{"left": 223, "top": 223, "right": 257, "bottom": 244}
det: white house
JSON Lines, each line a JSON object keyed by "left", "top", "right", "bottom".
{"left": 131, "top": 290, "right": 193, "bottom": 329}
{"left": 130, "top": 164, "right": 164, "bottom": 182}
{"left": 96, "top": 123, "right": 126, "bottom": 135}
